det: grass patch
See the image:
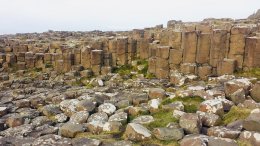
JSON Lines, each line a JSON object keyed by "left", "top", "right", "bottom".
{"left": 145, "top": 73, "right": 156, "bottom": 79}
{"left": 161, "top": 96, "right": 204, "bottom": 113}
{"left": 235, "top": 68, "right": 260, "bottom": 80}
{"left": 133, "top": 139, "right": 179, "bottom": 146}
{"left": 146, "top": 110, "right": 178, "bottom": 130}
{"left": 222, "top": 106, "right": 251, "bottom": 125}
{"left": 45, "top": 63, "right": 53, "bottom": 68}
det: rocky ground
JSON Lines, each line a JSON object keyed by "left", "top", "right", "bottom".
{"left": 0, "top": 62, "right": 260, "bottom": 146}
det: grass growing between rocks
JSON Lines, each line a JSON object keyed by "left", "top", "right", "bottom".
{"left": 146, "top": 110, "right": 178, "bottom": 130}
{"left": 235, "top": 68, "right": 260, "bottom": 80}
{"left": 161, "top": 96, "right": 205, "bottom": 113}
{"left": 133, "top": 139, "right": 179, "bottom": 146}
{"left": 222, "top": 106, "right": 251, "bottom": 125}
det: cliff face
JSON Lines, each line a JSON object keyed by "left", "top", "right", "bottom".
{"left": 248, "top": 9, "right": 260, "bottom": 19}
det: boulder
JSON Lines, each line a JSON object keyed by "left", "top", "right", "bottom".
{"left": 162, "top": 101, "right": 184, "bottom": 111}
{"left": 72, "top": 137, "right": 101, "bottom": 146}
{"left": 179, "top": 113, "right": 202, "bottom": 134}
{"left": 208, "top": 136, "right": 238, "bottom": 146}
{"left": 199, "top": 99, "right": 224, "bottom": 116}
{"left": 103, "top": 121, "right": 123, "bottom": 133}
{"left": 153, "top": 127, "right": 184, "bottom": 140}
{"left": 32, "top": 134, "right": 71, "bottom": 146}
{"left": 108, "top": 112, "right": 128, "bottom": 124}
{"left": 147, "top": 98, "right": 161, "bottom": 113}
{"left": 250, "top": 81, "right": 260, "bottom": 102}
{"left": 76, "top": 99, "right": 96, "bottom": 112}
{"left": 42, "top": 104, "right": 62, "bottom": 117}
{"left": 148, "top": 88, "right": 165, "bottom": 99}
{"left": 69, "top": 111, "right": 89, "bottom": 124}
{"left": 0, "top": 107, "right": 8, "bottom": 117}
{"left": 197, "top": 111, "right": 221, "bottom": 127}
{"left": 6, "top": 115, "right": 25, "bottom": 128}
{"left": 131, "top": 115, "right": 154, "bottom": 125}
{"left": 60, "top": 99, "right": 80, "bottom": 116}
{"left": 173, "top": 110, "right": 185, "bottom": 119}
{"left": 180, "top": 134, "right": 209, "bottom": 146}
{"left": 124, "top": 123, "right": 152, "bottom": 141}
{"left": 207, "top": 126, "right": 241, "bottom": 139}
{"left": 224, "top": 78, "right": 252, "bottom": 97}
{"left": 98, "top": 103, "right": 116, "bottom": 116}
{"left": 87, "top": 112, "right": 108, "bottom": 123}
{"left": 243, "top": 108, "right": 260, "bottom": 132}
{"left": 239, "top": 131, "right": 260, "bottom": 146}
{"left": 59, "top": 122, "right": 84, "bottom": 138}
{"left": 230, "top": 88, "right": 246, "bottom": 105}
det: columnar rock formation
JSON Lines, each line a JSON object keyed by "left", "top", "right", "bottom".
{"left": 1, "top": 19, "right": 260, "bottom": 82}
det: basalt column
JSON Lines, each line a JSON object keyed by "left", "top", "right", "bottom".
{"left": 155, "top": 46, "right": 170, "bottom": 79}
{"left": 116, "top": 38, "right": 128, "bottom": 65}
{"left": 91, "top": 50, "right": 103, "bottom": 76}
{"left": 228, "top": 26, "right": 251, "bottom": 70}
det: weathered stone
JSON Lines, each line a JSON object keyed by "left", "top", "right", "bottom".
{"left": 131, "top": 115, "right": 154, "bottom": 125}
{"left": 199, "top": 99, "right": 224, "bottom": 116}
{"left": 72, "top": 137, "right": 101, "bottom": 146}
{"left": 108, "top": 112, "right": 128, "bottom": 124}
{"left": 207, "top": 126, "right": 241, "bottom": 139}
{"left": 6, "top": 115, "right": 25, "bottom": 128}
{"left": 208, "top": 136, "right": 238, "bottom": 146}
{"left": 69, "top": 111, "right": 89, "bottom": 124}
{"left": 148, "top": 88, "right": 165, "bottom": 99}
{"left": 180, "top": 134, "right": 209, "bottom": 146}
{"left": 224, "top": 78, "right": 252, "bottom": 97}
{"left": 32, "top": 134, "right": 72, "bottom": 146}
{"left": 153, "top": 127, "right": 184, "bottom": 140}
{"left": 42, "top": 104, "right": 62, "bottom": 117}
{"left": 250, "top": 81, "right": 260, "bottom": 102}
{"left": 197, "top": 111, "right": 221, "bottom": 127}
{"left": 103, "top": 121, "right": 123, "bottom": 133}
{"left": 243, "top": 108, "right": 260, "bottom": 132}
{"left": 148, "top": 98, "right": 161, "bottom": 113}
{"left": 60, "top": 122, "right": 84, "bottom": 138}
{"left": 60, "top": 99, "right": 80, "bottom": 116}
{"left": 76, "top": 99, "right": 96, "bottom": 112}
{"left": 239, "top": 131, "right": 260, "bottom": 146}
{"left": 87, "top": 112, "right": 108, "bottom": 123}
{"left": 230, "top": 88, "right": 246, "bottom": 105}
{"left": 0, "top": 107, "right": 8, "bottom": 117}
{"left": 173, "top": 110, "right": 185, "bottom": 119}
{"left": 162, "top": 101, "right": 184, "bottom": 111}
{"left": 179, "top": 113, "right": 202, "bottom": 134}
{"left": 98, "top": 103, "right": 116, "bottom": 116}
{"left": 125, "top": 123, "right": 152, "bottom": 141}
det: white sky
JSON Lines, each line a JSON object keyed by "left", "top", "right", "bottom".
{"left": 0, "top": 0, "right": 259, "bottom": 34}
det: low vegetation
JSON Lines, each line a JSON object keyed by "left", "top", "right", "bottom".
{"left": 235, "top": 68, "right": 260, "bottom": 80}
{"left": 161, "top": 96, "right": 205, "bottom": 113}
{"left": 222, "top": 106, "right": 251, "bottom": 125}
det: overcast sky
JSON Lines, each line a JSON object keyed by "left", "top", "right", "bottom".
{"left": 0, "top": 0, "right": 259, "bottom": 34}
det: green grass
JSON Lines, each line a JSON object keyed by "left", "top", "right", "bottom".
{"left": 161, "top": 96, "right": 204, "bottom": 113}
{"left": 146, "top": 110, "right": 178, "bottom": 130}
{"left": 235, "top": 68, "right": 260, "bottom": 80}
{"left": 222, "top": 106, "right": 251, "bottom": 125}
{"left": 133, "top": 139, "right": 179, "bottom": 146}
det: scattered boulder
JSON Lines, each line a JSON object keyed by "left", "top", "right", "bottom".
{"left": 179, "top": 113, "right": 202, "bottom": 134}
{"left": 131, "top": 115, "right": 154, "bottom": 125}
{"left": 60, "top": 99, "right": 80, "bottom": 116}
{"left": 72, "top": 137, "right": 101, "bottom": 146}
{"left": 162, "top": 101, "right": 184, "bottom": 111}
{"left": 197, "top": 111, "right": 221, "bottom": 127}
{"left": 153, "top": 127, "right": 184, "bottom": 140}
{"left": 76, "top": 99, "right": 96, "bottom": 112}
{"left": 98, "top": 103, "right": 116, "bottom": 116}
{"left": 250, "top": 81, "right": 260, "bottom": 102}
{"left": 180, "top": 134, "right": 209, "bottom": 146}
{"left": 208, "top": 136, "right": 238, "bottom": 146}
{"left": 87, "top": 112, "right": 108, "bottom": 123}
{"left": 224, "top": 78, "right": 252, "bottom": 97}
{"left": 124, "top": 123, "right": 152, "bottom": 141}
{"left": 239, "top": 131, "right": 260, "bottom": 146}
{"left": 108, "top": 112, "right": 128, "bottom": 124}
{"left": 243, "top": 108, "right": 260, "bottom": 132}
{"left": 32, "top": 134, "right": 71, "bottom": 146}
{"left": 6, "top": 115, "right": 25, "bottom": 128}
{"left": 207, "top": 126, "right": 241, "bottom": 139}
{"left": 59, "top": 122, "right": 84, "bottom": 138}
{"left": 148, "top": 88, "right": 165, "bottom": 99}
{"left": 69, "top": 111, "right": 89, "bottom": 124}
{"left": 199, "top": 99, "right": 224, "bottom": 116}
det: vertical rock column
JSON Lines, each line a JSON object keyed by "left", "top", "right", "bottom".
{"left": 196, "top": 33, "right": 212, "bottom": 79}
{"left": 116, "top": 38, "right": 128, "bottom": 65}
{"left": 243, "top": 37, "right": 260, "bottom": 70}
{"left": 137, "top": 38, "right": 149, "bottom": 59}
{"left": 91, "top": 50, "right": 103, "bottom": 76}
{"left": 35, "top": 53, "right": 44, "bottom": 69}
{"left": 25, "top": 52, "right": 35, "bottom": 69}
{"left": 155, "top": 46, "right": 170, "bottom": 79}
{"left": 108, "top": 39, "right": 117, "bottom": 66}
{"left": 228, "top": 26, "right": 251, "bottom": 70}
{"left": 73, "top": 48, "right": 81, "bottom": 65}
{"left": 181, "top": 31, "right": 198, "bottom": 74}
{"left": 81, "top": 47, "right": 92, "bottom": 69}
{"left": 62, "top": 52, "right": 73, "bottom": 73}
{"left": 128, "top": 38, "right": 137, "bottom": 64}
{"left": 210, "top": 29, "right": 229, "bottom": 74}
